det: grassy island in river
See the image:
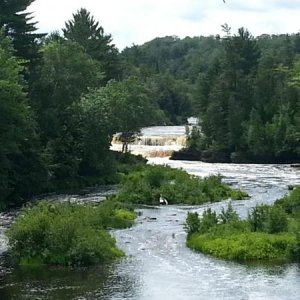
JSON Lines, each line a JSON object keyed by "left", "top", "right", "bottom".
{"left": 186, "top": 188, "right": 300, "bottom": 263}
{"left": 113, "top": 164, "right": 248, "bottom": 205}
{"left": 7, "top": 200, "right": 136, "bottom": 267}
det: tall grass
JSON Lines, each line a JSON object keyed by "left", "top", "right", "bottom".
{"left": 187, "top": 232, "right": 295, "bottom": 262}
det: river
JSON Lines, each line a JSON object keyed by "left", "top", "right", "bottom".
{"left": 0, "top": 127, "right": 300, "bottom": 299}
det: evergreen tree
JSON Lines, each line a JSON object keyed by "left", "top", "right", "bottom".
{"left": 147, "top": 74, "right": 192, "bottom": 124}
{"left": 223, "top": 28, "right": 260, "bottom": 150}
{"left": 0, "top": 31, "right": 46, "bottom": 208}
{"left": 63, "top": 8, "right": 120, "bottom": 81}
{"left": 0, "top": 0, "right": 44, "bottom": 62}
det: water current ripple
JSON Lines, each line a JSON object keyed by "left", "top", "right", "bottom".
{"left": 109, "top": 159, "right": 300, "bottom": 300}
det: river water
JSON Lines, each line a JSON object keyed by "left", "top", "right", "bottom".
{"left": 0, "top": 127, "right": 300, "bottom": 299}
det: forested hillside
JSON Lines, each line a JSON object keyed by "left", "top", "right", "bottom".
{"left": 122, "top": 30, "right": 300, "bottom": 163}
{"left": 0, "top": 4, "right": 166, "bottom": 209}
{"left": 1, "top": 1, "right": 299, "bottom": 208}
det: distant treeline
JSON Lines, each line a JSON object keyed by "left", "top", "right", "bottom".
{"left": 122, "top": 30, "right": 300, "bottom": 163}
{"left": 1, "top": 0, "right": 299, "bottom": 208}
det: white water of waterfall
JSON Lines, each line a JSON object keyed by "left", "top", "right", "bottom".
{"left": 111, "top": 126, "right": 189, "bottom": 157}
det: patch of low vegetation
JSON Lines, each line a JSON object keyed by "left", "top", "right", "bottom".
{"left": 186, "top": 188, "right": 300, "bottom": 262}
{"left": 113, "top": 164, "right": 248, "bottom": 205}
{"left": 275, "top": 187, "right": 300, "bottom": 215}
{"left": 187, "top": 232, "right": 295, "bottom": 261}
{"left": 7, "top": 200, "right": 136, "bottom": 267}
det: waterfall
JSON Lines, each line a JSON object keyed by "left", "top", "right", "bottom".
{"left": 111, "top": 126, "right": 188, "bottom": 157}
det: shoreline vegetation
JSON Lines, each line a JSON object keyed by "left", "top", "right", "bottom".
{"left": 7, "top": 200, "right": 136, "bottom": 267}
{"left": 7, "top": 161, "right": 248, "bottom": 267}
{"left": 113, "top": 164, "right": 248, "bottom": 205}
{"left": 186, "top": 187, "right": 300, "bottom": 263}
{"left": 171, "top": 147, "right": 300, "bottom": 164}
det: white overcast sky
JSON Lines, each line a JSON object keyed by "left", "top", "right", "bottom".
{"left": 28, "top": 0, "right": 300, "bottom": 50}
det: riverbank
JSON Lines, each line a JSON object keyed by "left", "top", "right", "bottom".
{"left": 171, "top": 148, "right": 300, "bottom": 164}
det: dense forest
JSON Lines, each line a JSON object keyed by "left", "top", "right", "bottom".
{"left": 1, "top": 1, "right": 300, "bottom": 208}
{"left": 122, "top": 28, "right": 300, "bottom": 163}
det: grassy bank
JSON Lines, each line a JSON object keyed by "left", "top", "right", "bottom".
{"left": 186, "top": 188, "right": 300, "bottom": 262}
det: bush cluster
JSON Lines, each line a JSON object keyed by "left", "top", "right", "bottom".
{"left": 7, "top": 200, "right": 136, "bottom": 266}
{"left": 114, "top": 165, "right": 248, "bottom": 205}
{"left": 248, "top": 205, "right": 288, "bottom": 233}
{"left": 186, "top": 199, "right": 298, "bottom": 262}
{"left": 276, "top": 187, "right": 300, "bottom": 260}
{"left": 185, "top": 203, "right": 241, "bottom": 236}
{"left": 275, "top": 187, "right": 300, "bottom": 215}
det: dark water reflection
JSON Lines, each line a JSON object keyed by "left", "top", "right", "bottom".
{"left": 0, "top": 260, "right": 143, "bottom": 300}
{"left": 0, "top": 264, "right": 109, "bottom": 299}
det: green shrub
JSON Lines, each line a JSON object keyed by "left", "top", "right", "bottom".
{"left": 7, "top": 200, "right": 136, "bottom": 266}
{"left": 185, "top": 205, "right": 242, "bottom": 237}
{"left": 267, "top": 206, "right": 288, "bottom": 233}
{"left": 290, "top": 229, "right": 300, "bottom": 261}
{"left": 114, "top": 165, "right": 247, "bottom": 205}
{"left": 208, "top": 220, "right": 251, "bottom": 237}
{"left": 229, "top": 189, "right": 249, "bottom": 200}
{"left": 219, "top": 202, "right": 239, "bottom": 224}
{"left": 114, "top": 152, "right": 147, "bottom": 177}
{"left": 185, "top": 212, "right": 201, "bottom": 235}
{"left": 248, "top": 204, "right": 288, "bottom": 233}
{"left": 275, "top": 187, "right": 300, "bottom": 215}
{"left": 199, "top": 208, "right": 218, "bottom": 234}
{"left": 114, "top": 209, "right": 136, "bottom": 220}
{"left": 248, "top": 204, "right": 270, "bottom": 232}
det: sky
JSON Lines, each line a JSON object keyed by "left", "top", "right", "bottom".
{"left": 28, "top": 0, "right": 300, "bottom": 50}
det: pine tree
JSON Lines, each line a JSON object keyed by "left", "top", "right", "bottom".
{"left": 63, "top": 8, "right": 120, "bottom": 81}
{"left": 0, "top": 30, "right": 46, "bottom": 207}
{"left": 0, "top": 0, "right": 44, "bottom": 62}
